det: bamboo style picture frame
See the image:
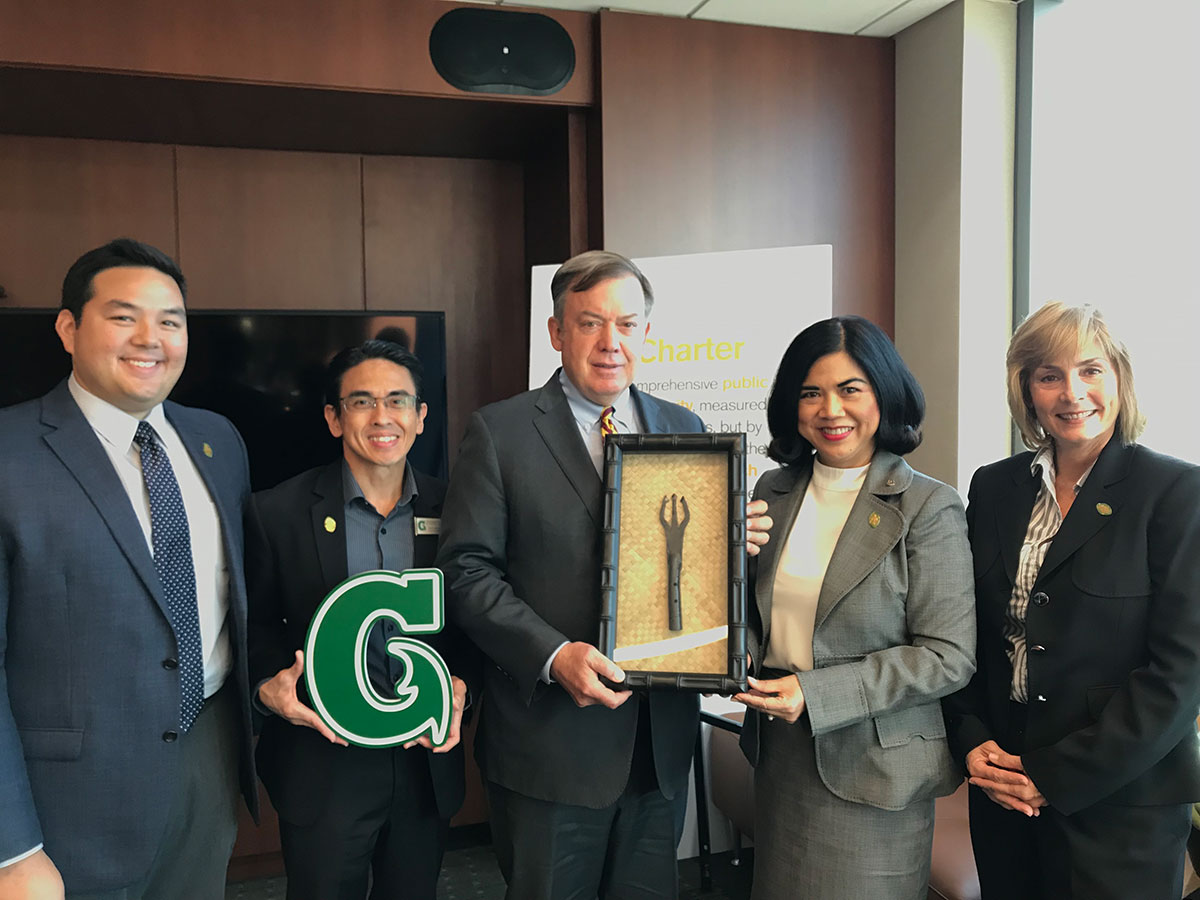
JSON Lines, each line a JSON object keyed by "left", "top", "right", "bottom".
{"left": 599, "top": 433, "right": 748, "bottom": 693}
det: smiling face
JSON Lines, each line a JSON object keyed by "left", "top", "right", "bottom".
{"left": 548, "top": 275, "right": 649, "bottom": 407}
{"left": 796, "top": 351, "right": 881, "bottom": 468}
{"left": 1028, "top": 338, "right": 1119, "bottom": 458}
{"left": 324, "top": 358, "right": 427, "bottom": 475}
{"left": 55, "top": 265, "right": 188, "bottom": 417}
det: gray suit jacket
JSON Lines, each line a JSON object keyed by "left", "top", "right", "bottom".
{"left": 437, "top": 372, "right": 703, "bottom": 808}
{"left": 741, "top": 450, "right": 976, "bottom": 810}
{"left": 0, "top": 380, "right": 257, "bottom": 892}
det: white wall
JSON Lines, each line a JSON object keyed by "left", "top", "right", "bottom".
{"left": 895, "top": 0, "right": 1016, "bottom": 491}
{"left": 895, "top": 1, "right": 965, "bottom": 489}
{"left": 1027, "top": 0, "right": 1200, "bottom": 463}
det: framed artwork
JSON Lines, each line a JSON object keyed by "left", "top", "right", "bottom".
{"left": 599, "top": 433, "right": 748, "bottom": 693}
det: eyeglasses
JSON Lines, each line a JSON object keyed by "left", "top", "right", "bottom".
{"left": 338, "top": 393, "right": 420, "bottom": 412}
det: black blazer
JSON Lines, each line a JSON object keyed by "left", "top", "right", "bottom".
{"left": 436, "top": 373, "right": 704, "bottom": 809}
{"left": 246, "top": 460, "right": 477, "bottom": 823}
{"left": 944, "top": 438, "right": 1200, "bottom": 815}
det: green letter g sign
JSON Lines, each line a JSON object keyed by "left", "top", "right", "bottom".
{"left": 304, "top": 568, "right": 453, "bottom": 747}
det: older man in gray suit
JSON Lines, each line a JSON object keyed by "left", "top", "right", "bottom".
{"left": 0, "top": 239, "right": 256, "bottom": 898}
{"left": 438, "top": 250, "right": 769, "bottom": 900}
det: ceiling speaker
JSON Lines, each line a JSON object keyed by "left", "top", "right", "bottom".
{"left": 429, "top": 8, "right": 575, "bottom": 97}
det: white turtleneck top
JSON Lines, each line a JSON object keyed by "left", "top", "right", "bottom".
{"left": 763, "top": 459, "right": 869, "bottom": 673}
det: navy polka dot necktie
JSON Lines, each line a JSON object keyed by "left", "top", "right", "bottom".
{"left": 134, "top": 421, "right": 204, "bottom": 732}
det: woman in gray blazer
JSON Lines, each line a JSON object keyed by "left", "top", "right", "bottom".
{"left": 735, "top": 316, "right": 976, "bottom": 899}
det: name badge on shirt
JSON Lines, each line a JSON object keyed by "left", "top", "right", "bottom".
{"left": 414, "top": 517, "right": 440, "bottom": 535}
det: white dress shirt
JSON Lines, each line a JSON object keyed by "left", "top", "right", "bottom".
{"left": 559, "top": 369, "right": 643, "bottom": 477}
{"left": 68, "top": 376, "right": 233, "bottom": 698}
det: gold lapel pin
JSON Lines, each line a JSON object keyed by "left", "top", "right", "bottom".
{"left": 868, "top": 512, "right": 881, "bottom": 528}
{"left": 202, "top": 442, "right": 213, "bottom": 458}
{"left": 1095, "top": 502, "right": 1113, "bottom": 516}
{"left": 324, "top": 516, "right": 337, "bottom": 533}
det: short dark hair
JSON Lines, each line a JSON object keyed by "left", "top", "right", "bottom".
{"left": 324, "top": 340, "right": 425, "bottom": 410}
{"left": 550, "top": 250, "right": 654, "bottom": 320}
{"left": 61, "top": 238, "right": 186, "bottom": 321}
{"left": 766, "top": 316, "right": 925, "bottom": 466}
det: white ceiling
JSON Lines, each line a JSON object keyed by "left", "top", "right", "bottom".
{"left": 442, "top": 0, "right": 962, "bottom": 38}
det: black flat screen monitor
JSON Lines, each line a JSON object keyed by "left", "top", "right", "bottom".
{"left": 0, "top": 310, "right": 449, "bottom": 491}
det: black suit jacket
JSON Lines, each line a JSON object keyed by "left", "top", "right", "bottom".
{"left": 246, "top": 460, "right": 475, "bottom": 823}
{"left": 945, "top": 438, "right": 1200, "bottom": 815}
{"left": 436, "top": 373, "right": 704, "bottom": 808}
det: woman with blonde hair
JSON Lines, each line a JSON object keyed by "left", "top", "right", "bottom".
{"left": 945, "top": 301, "right": 1200, "bottom": 898}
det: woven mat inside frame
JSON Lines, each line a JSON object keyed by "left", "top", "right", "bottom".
{"left": 615, "top": 451, "right": 727, "bottom": 674}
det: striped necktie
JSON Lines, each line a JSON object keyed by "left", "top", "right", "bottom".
{"left": 599, "top": 406, "right": 618, "bottom": 436}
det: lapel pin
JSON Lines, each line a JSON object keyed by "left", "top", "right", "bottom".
{"left": 202, "top": 442, "right": 213, "bottom": 458}
{"left": 324, "top": 516, "right": 337, "bottom": 533}
{"left": 1095, "top": 502, "right": 1113, "bottom": 516}
{"left": 868, "top": 512, "right": 881, "bottom": 528}
{"left": 886, "top": 479, "right": 896, "bottom": 487}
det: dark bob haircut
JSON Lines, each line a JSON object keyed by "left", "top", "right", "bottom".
{"left": 324, "top": 339, "right": 425, "bottom": 410}
{"left": 766, "top": 316, "right": 925, "bottom": 466}
{"left": 61, "top": 238, "right": 186, "bottom": 321}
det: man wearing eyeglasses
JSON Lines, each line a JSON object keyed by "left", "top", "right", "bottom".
{"left": 245, "top": 339, "right": 476, "bottom": 900}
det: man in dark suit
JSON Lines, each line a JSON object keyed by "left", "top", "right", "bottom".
{"left": 437, "top": 250, "right": 769, "bottom": 900}
{"left": 247, "top": 340, "right": 472, "bottom": 900}
{"left": 0, "top": 239, "right": 258, "bottom": 898}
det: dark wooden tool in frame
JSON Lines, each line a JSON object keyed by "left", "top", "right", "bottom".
{"left": 659, "top": 493, "right": 689, "bottom": 632}
{"left": 600, "top": 433, "right": 748, "bottom": 693}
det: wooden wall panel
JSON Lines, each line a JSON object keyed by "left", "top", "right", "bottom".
{"left": 565, "top": 109, "right": 591, "bottom": 256}
{"left": 0, "top": 68, "right": 571, "bottom": 161}
{"left": 597, "top": 12, "right": 895, "bottom": 331}
{"left": 0, "top": 136, "right": 176, "bottom": 308}
{"left": 0, "top": 0, "right": 593, "bottom": 107}
{"left": 363, "top": 155, "right": 526, "bottom": 455}
{"left": 176, "top": 146, "right": 364, "bottom": 310}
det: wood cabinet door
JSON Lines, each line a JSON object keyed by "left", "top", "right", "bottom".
{"left": 176, "top": 145, "right": 364, "bottom": 310}
{"left": 0, "top": 136, "right": 176, "bottom": 308}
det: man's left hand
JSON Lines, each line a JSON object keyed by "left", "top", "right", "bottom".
{"left": 746, "top": 499, "right": 773, "bottom": 557}
{"left": 405, "top": 675, "right": 467, "bottom": 752}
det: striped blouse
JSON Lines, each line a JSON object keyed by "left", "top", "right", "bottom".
{"left": 1004, "top": 446, "right": 1097, "bottom": 702}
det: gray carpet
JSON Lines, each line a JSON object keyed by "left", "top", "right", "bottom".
{"left": 225, "top": 846, "right": 753, "bottom": 899}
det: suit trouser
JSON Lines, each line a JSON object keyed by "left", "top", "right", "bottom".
{"left": 486, "top": 698, "right": 678, "bottom": 900}
{"left": 68, "top": 682, "right": 241, "bottom": 900}
{"left": 970, "top": 701, "right": 1191, "bottom": 900}
{"left": 277, "top": 742, "right": 447, "bottom": 900}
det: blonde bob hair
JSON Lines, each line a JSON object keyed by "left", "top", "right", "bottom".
{"left": 1006, "top": 301, "right": 1145, "bottom": 451}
